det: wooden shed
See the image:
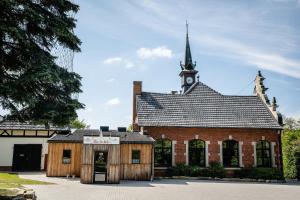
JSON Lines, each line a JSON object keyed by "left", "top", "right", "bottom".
{"left": 47, "top": 129, "right": 154, "bottom": 184}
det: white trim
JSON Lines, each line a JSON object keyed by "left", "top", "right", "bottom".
{"left": 195, "top": 135, "right": 199, "bottom": 139}
{"left": 172, "top": 140, "right": 177, "bottom": 167}
{"left": 239, "top": 141, "right": 244, "bottom": 167}
{"left": 184, "top": 140, "right": 189, "bottom": 165}
{"left": 252, "top": 141, "right": 257, "bottom": 167}
{"left": 271, "top": 142, "right": 277, "bottom": 167}
{"left": 205, "top": 141, "right": 210, "bottom": 167}
{"left": 229, "top": 135, "right": 233, "bottom": 140}
{"left": 218, "top": 141, "right": 223, "bottom": 165}
{"left": 161, "top": 134, "right": 165, "bottom": 139}
{"left": 262, "top": 136, "right": 265, "bottom": 140}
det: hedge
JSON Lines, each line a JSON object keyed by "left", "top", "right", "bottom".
{"left": 166, "top": 162, "right": 225, "bottom": 178}
{"left": 234, "top": 168, "right": 283, "bottom": 180}
{"left": 282, "top": 129, "right": 300, "bottom": 179}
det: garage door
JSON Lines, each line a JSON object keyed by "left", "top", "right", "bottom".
{"left": 12, "top": 144, "right": 42, "bottom": 171}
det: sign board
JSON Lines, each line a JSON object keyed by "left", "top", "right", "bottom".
{"left": 83, "top": 136, "right": 120, "bottom": 145}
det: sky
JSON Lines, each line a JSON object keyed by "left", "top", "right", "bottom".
{"left": 70, "top": 0, "right": 300, "bottom": 129}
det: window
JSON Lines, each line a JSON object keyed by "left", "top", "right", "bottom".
{"left": 189, "top": 139, "right": 205, "bottom": 167}
{"left": 256, "top": 140, "right": 271, "bottom": 167}
{"left": 62, "top": 150, "right": 71, "bottom": 164}
{"left": 154, "top": 139, "right": 172, "bottom": 167}
{"left": 132, "top": 150, "right": 141, "bottom": 164}
{"left": 222, "top": 140, "right": 239, "bottom": 167}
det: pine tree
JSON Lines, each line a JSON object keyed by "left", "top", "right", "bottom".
{"left": 0, "top": 0, "right": 84, "bottom": 126}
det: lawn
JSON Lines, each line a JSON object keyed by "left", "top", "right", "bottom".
{"left": 0, "top": 173, "right": 51, "bottom": 189}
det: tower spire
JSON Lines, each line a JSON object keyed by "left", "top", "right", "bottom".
{"left": 180, "top": 21, "right": 196, "bottom": 70}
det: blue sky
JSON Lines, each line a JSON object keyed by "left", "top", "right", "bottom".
{"left": 72, "top": 0, "right": 300, "bottom": 129}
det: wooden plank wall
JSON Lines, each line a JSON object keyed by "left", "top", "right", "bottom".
{"left": 120, "top": 144, "right": 153, "bottom": 180}
{"left": 80, "top": 144, "right": 120, "bottom": 184}
{"left": 46, "top": 143, "right": 82, "bottom": 177}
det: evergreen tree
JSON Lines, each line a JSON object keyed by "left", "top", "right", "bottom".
{"left": 0, "top": 0, "right": 84, "bottom": 126}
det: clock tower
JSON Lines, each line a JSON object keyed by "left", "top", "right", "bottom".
{"left": 179, "top": 22, "right": 198, "bottom": 93}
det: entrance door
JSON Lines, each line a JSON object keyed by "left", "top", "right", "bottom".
{"left": 12, "top": 144, "right": 42, "bottom": 171}
{"left": 93, "top": 151, "right": 108, "bottom": 183}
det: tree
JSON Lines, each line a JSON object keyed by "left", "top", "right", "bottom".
{"left": 0, "top": 0, "right": 84, "bottom": 126}
{"left": 284, "top": 117, "right": 298, "bottom": 130}
{"left": 127, "top": 124, "right": 133, "bottom": 132}
{"left": 71, "top": 119, "right": 88, "bottom": 129}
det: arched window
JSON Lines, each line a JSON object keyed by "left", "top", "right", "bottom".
{"left": 222, "top": 140, "right": 239, "bottom": 167}
{"left": 154, "top": 139, "right": 172, "bottom": 167}
{"left": 256, "top": 140, "right": 271, "bottom": 167}
{"left": 189, "top": 139, "right": 205, "bottom": 167}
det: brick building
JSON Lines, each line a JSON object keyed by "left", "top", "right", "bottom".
{"left": 132, "top": 25, "right": 283, "bottom": 174}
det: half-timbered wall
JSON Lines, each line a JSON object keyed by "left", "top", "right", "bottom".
{"left": 0, "top": 137, "right": 49, "bottom": 170}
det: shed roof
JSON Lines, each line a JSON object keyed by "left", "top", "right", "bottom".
{"left": 48, "top": 129, "right": 155, "bottom": 144}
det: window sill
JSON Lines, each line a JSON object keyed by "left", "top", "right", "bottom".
{"left": 224, "top": 167, "right": 241, "bottom": 170}
{"left": 154, "top": 167, "right": 169, "bottom": 169}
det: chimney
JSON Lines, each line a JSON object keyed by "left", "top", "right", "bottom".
{"left": 117, "top": 127, "right": 127, "bottom": 132}
{"left": 133, "top": 81, "right": 142, "bottom": 131}
{"left": 171, "top": 91, "right": 178, "bottom": 95}
{"left": 271, "top": 97, "right": 278, "bottom": 112}
{"left": 100, "top": 126, "right": 109, "bottom": 132}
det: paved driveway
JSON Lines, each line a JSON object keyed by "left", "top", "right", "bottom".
{"left": 20, "top": 173, "right": 300, "bottom": 200}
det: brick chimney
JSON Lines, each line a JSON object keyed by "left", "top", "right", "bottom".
{"left": 133, "top": 81, "right": 142, "bottom": 131}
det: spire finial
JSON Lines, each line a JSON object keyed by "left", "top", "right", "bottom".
{"left": 186, "top": 20, "right": 189, "bottom": 36}
{"left": 181, "top": 21, "right": 195, "bottom": 71}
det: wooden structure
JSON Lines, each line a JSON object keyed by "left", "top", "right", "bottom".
{"left": 81, "top": 144, "right": 120, "bottom": 184}
{"left": 47, "top": 129, "right": 155, "bottom": 184}
{"left": 47, "top": 143, "right": 82, "bottom": 177}
{"left": 120, "top": 144, "right": 153, "bottom": 180}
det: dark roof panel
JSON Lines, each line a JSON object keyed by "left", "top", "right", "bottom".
{"left": 48, "top": 129, "right": 155, "bottom": 144}
{"left": 136, "top": 82, "right": 282, "bottom": 129}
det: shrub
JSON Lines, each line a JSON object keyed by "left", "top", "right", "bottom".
{"left": 165, "top": 162, "right": 225, "bottom": 178}
{"left": 282, "top": 129, "right": 300, "bottom": 179}
{"left": 234, "top": 168, "right": 283, "bottom": 180}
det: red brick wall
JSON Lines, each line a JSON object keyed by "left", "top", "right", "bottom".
{"left": 144, "top": 126, "right": 282, "bottom": 169}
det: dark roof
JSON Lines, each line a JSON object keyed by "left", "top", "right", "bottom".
{"left": 0, "top": 121, "right": 69, "bottom": 131}
{"left": 48, "top": 129, "right": 155, "bottom": 144}
{"left": 136, "top": 81, "right": 282, "bottom": 129}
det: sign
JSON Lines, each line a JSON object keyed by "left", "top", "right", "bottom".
{"left": 83, "top": 136, "right": 120, "bottom": 145}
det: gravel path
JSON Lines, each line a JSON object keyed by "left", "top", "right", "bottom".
{"left": 19, "top": 172, "right": 300, "bottom": 200}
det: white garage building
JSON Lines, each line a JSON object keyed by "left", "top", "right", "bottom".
{"left": 0, "top": 121, "right": 69, "bottom": 171}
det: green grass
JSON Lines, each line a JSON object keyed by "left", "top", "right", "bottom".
{"left": 0, "top": 173, "right": 51, "bottom": 189}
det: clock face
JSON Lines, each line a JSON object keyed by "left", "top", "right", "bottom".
{"left": 186, "top": 77, "right": 194, "bottom": 84}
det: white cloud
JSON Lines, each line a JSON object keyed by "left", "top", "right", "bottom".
{"left": 125, "top": 62, "right": 134, "bottom": 69}
{"left": 137, "top": 46, "right": 173, "bottom": 59}
{"left": 102, "top": 57, "right": 135, "bottom": 69}
{"left": 103, "top": 57, "right": 123, "bottom": 64}
{"left": 106, "top": 78, "right": 116, "bottom": 83}
{"left": 195, "top": 35, "right": 300, "bottom": 79}
{"left": 105, "top": 98, "right": 121, "bottom": 106}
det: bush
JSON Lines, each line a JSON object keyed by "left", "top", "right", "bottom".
{"left": 234, "top": 168, "right": 283, "bottom": 180}
{"left": 282, "top": 129, "right": 300, "bottom": 179}
{"left": 165, "top": 162, "right": 225, "bottom": 178}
